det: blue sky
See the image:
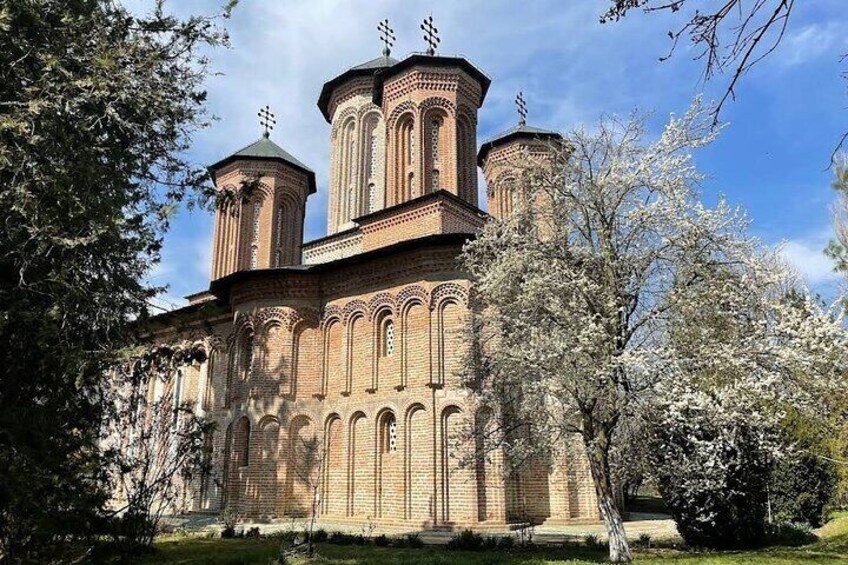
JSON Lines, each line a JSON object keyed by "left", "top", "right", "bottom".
{"left": 140, "top": 0, "right": 848, "bottom": 309}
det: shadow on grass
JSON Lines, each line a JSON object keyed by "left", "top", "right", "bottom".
{"left": 137, "top": 537, "right": 610, "bottom": 565}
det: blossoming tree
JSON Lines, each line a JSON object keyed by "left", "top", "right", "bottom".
{"left": 462, "top": 100, "right": 847, "bottom": 562}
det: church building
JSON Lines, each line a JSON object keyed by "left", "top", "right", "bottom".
{"left": 149, "top": 22, "right": 599, "bottom": 530}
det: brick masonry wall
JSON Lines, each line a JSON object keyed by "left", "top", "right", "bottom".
{"left": 153, "top": 251, "right": 599, "bottom": 528}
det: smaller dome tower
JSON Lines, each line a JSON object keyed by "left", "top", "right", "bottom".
{"left": 208, "top": 110, "right": 316, "bottom": 280}
{"left": 478, "top": 93, "right": 562, "bottom": 221}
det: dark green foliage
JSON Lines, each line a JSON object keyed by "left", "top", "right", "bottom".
{"left": 764, "top": 522, "right": 818, "bottom": 547}
{"left": 393, "top": 533, "right": 424, "bottom": 548}
{"left": 311, "top": 529, "right": 328, "bottom": 543}
{"left": 328, "top": 531, "right": 357, "bottom": 545}
{"left": 0, "top": 0, "right": 232, "bottom": 560}
{"left": 374, "top": 534, "right": 390, "bottom": 547}
{"left": 245, "top": 527, "right": 261, "bottom": 539}
{"left": 770, "top": 453, "right": 836, "bottom": 528}
{"left": 447, "top": 529, "right": 484, "bottom": 551}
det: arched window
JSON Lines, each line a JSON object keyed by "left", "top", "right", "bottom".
{"left": 249, "top": 199, "right": 261, "bottom": 269}
{"left": 383, "top": 413, "right": 397, "bottom": 453}
{"left": 235, "top": 417, "right": 250, "bottom": 467}
{"left": 382, "top": 318, "right": 394, "bottom": 357}
{"left": 249, "top": 245, "right": 258, "bottom": 269}
{"left": 240, "top": 331, "right": 254, "bottom": 381}
{"left": 171, "top": 369, "right": 183, "bottom": 428}
{"left": 275, "top": 205, "right": 284, "bottom": 267}
{"left": 430, "top": 119, "right": 440, "bottom": 161}
{"left": 407, "top": 122, "right": 415, "bottom": 165}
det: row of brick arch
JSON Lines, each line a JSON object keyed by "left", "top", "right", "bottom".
{"left": 221, "top": 402, "right": 496, "bottom": 525}
{"left": 220, "top": 283, "right": 469, "bottom": 403}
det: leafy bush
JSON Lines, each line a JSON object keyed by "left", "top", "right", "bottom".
{"left": 328, "top": 531, "right": 357, "bottom": 545}
{"left": 637, "top": 533, "right": 652, "bottom": 548}
{"left": 765, "top": 522, "right": 817, "bottom": 547}
{"left": 393, "top": 533, "right": 424, "bottom": 548}
{"left": 650, "top": 389, "right": 775, "bottom": 549}
{"left": 311, "top": 529, "right": 328, "bottom": 543}
{"left": 496, "top": 535, "right": 514, "bottom": 550}
{"left": 584, "top": 534, "right": 605, "bottom": 550}
{"left": 447, "top": 529, "right": 484, "bottom": 551}
{"left": 245, "top": 527, "right": 261, "bottom": 539}
{"left": 374, "top": 534, "right": 390, "bottom": 547}
{"left": 770, "top": 453, "right": 836, "bottom": 528}
{"left": 218, "top": 507, "right": 240, "bottom": 539}
{"left": 764, "top": 522, "right": 817, "bottom": 547}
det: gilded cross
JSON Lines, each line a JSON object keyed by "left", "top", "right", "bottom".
{"left": 258, "top": 105, "right": 276, "bottom": 138}
{"left": 378, "top": 19, "right": 396, "bottom": 57}
{"left": 421, "top": 16, "right": 440, "bottom": 55}
{"left": 515, "top": 92, "right": 528, "bottom": 126}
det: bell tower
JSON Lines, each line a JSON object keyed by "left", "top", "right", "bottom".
{"left": 478, "top": 93, "right": 562, "bottom": 221}
{"left": 374, "top": 18, "right": 490, "bottom": 209}
{"left": 208, "top": 107, "right": 316, "bottom": 280}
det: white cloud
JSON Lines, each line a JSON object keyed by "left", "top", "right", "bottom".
{"left": 778, "top": 22, "right": 846, "bottom": 67}
{"left": 778, "top": 229, "right": 839, "bottom": 286}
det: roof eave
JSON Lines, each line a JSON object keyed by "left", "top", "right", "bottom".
{"left": 372, "top": 54, "right": 491, "bottom": 107}
{"left": 476, "top": 131, "right": 563, "bottom": 167}
{"left": 209, "top": 155, "right": 317, "bottom": 194}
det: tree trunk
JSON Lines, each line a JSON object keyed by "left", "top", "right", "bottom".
{"left": 585, "top": 433, "right": 632, "bottom": 563}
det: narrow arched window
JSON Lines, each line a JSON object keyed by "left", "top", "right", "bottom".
{"left": 383, "top": 413, "right": 397, "bottom": 453}
{"left": 368, "top": 121, "right": 378, "bottom": 180}
{"left": 248, "top": 199, "right": 261, "bottom": 269}
{"left": 431, "top": 119, "right": 440, "bottom": 163}
{"left": 407, "top": 122, "right": 415, "bottom": 165}
{"left": 250, "top": 245, "right": 258, "bottom": 269}
{"left": 235, "top": 417, "right": 250, "bottom": 467}
{"left": 240, "top": 332, "right": 254, "bottom": 381}
{"left": 275, "top": 205, "right": 284, "bottom": 267}
{"left": 383, "top": 319, "right": 394, "bottom": 357}
{"left": 172, "top": 369, "right": 183, "bottom": 428}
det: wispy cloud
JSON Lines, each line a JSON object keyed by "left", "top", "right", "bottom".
{"left": 778, "top": 228, "right": 839, "bottom": 286}
{"left": 777, "top": 22, "right": 847, "bottom": 67}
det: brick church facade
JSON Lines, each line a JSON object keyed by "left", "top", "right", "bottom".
{"left": 148, "top": 40, "right": 599, "bottom": 530}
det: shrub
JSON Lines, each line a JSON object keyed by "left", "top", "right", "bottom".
{"left": 328, "top": 531, "right": 358, "bottom": 545}
{"left": 218, "top": 507, "right": 240, "bottom": 539}
{"left": 764, "top": 522, "right": 817, "bottom": 547}
{"left": 311, "top": 529, "right": 328, "bottom": 543}
{"left": 245, "top": 527, "right": 261, "bottom": 539}
{"left": 394, "top": 533, "right": 424, "bottom": 548}
{"left": 637, "top": 533, "right": 652, "bottom": 548}
{"left": 483, "top": 536, "right": 499, "bottom": 550}
{"left": 649, "top": 390, "right": 774, "bottom": 549}
{"left": 374, "top": 534, "right": 390, "bottom": 547}
{"left": 496, "top": 535, "right": 515, "bottom": 550}
{"left": 584, "top": 534, "right": 605, "bottom": 550}
{"left": 770, "top": 453, "right": 836, "bottom": 528}
{"left": 447, "top": 529, "right": 484, "bottom": 551}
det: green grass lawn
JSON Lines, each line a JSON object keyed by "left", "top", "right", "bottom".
{"left": 139, "top": 513, "right": 848, "bottom": 565}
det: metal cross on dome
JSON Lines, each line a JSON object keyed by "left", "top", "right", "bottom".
{"left": 421, "top": 15, "right": 440, "bottom": 55}
{"left": 258, "top": 105, "right": 276, "bottom": 138}
{"left": 515, "top": 92, "right": 528, "bottom": 126}
{"left": 378, "top": 18, "right": 396, "bottom": 57}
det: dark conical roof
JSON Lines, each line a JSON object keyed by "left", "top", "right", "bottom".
{"left": 477, "top": 122, "right": 562, "bottom": 167}
{"left": 317, "top": 55, "right": 399, "bottom": 123}
{"left": 209, "top": 135, "right": 317, "bottom": 194}
{"left": 371, "top": 53, "right": 491, "bottom": 107}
